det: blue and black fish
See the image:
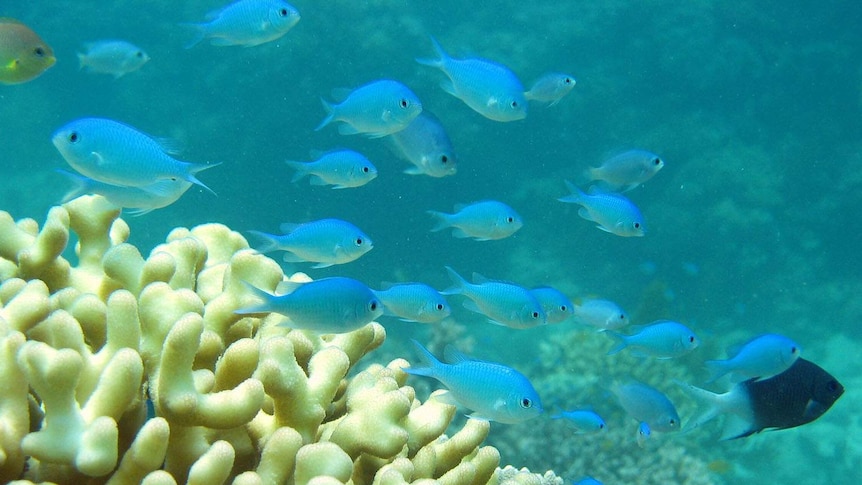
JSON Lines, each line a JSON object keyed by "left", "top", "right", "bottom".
{"left": 680, "top": 357, "right": 844, "bottom": 439}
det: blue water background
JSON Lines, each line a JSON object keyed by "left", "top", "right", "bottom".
{"left": 2, "top": 1, "right": 860, "bottom": 483}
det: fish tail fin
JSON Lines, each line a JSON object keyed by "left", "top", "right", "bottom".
{"left": 557, "top": 179, "right": 584, "bottom": 204}
{"left": 441, "top": 266, "right": 467, "bottom": 295}
{"left": 246, "top": 230, "right": 283, "bottom": 254}
{"left": 76, "top": 52, "right": 87, "bottom": 71}
{"left": 416, "top": 36, "right": 447, "bottom": 68}
{"left": 426, "top": 210, "right": 452, "bottom": 232}
{"left": 184, "top": 161, "right": 221, "bottom": 196}
{"left": 582, "top": 166, "right": 598, "bottom": 182}
{"left": 285, "top": 160, "right": 309, "bottom": 182}
{"left": 674, "top": 380, "right": 728, "bottom": 433}
{"left": 180, "top": 23, "right": 207, "bottom": 49}
{"left": 314, "top": 98, "right": 335, "bottom": 131}
{"left": 55, "top": 169, "right": 92, "bottom": 203}
{"left": 402, "top": 339, "right": 442, "bottom": 377}
{"left": 703, "top": 360, "right": 729, "bottom": 384}
{"left": 234, "top": 282, "right": 276, "bottom": 315}
{"left": 604, "top": 331, "right": 628, "bottom": 355}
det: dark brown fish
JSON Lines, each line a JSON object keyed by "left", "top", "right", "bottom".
{"left": 680, "top": 357, "right": 844, "bottom": 439}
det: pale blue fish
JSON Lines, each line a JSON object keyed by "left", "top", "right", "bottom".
{"left": 428, "top": 200, "right": 523, "bottom": 241}
{"left": 235, "top": 277, "right": 382, "bottom": 333}
{"left": 558, "top": 181, "right": 646, "bottom": 237}
{"left": 373, "top": 282, "right": 451, "bottom": 324}
{"left": 530, "top": 286, "right": 574, "bottom": 324}
{"left": 77, "top": 40, "right": 149, "bottom": 78}
{"left": 573, "top": 477, "right": 604, "bottom": 485}
{"left": 606, "top": 320, "right": 699, "bottom": 359}
{"left": 611, "top": 381, "right": 680, "bottom": 433}
{"left": 442, "top": 266, "right": 546, "bottom": 329}
{"left": 705, "top": 333, "right": 801, "bottom": 383}
{"left": 183, "top": 0, "right": 300, "bottom": 48}
{"left": 417, "top": 37, "right": 527, "bottom": 122}
{"left": 286, "top": 149, "right": 377, "bottom": 189}
{"left": 386, "top": 111, "right": 457, "bottom": 177}
{"left": 57, "top": 169, "right": 192, "bottom": 216}
{"left": 524, "top": 72, "right": 576, "bottom": 106}
{"left": 636, "top": 421, "right": 652, "bottom": 447}
{"left": 584, "top": 149, "right": 664, "bottom": 192}
{"left": 403, "top": 340, "right": 543, "bottom": 424}
{"left": 550, "top": 409, "right": 606, "bottom": 434}
{"left": 52, "top": 118, "right": 219, "bottom": 194}
{"left": 573, "top": 298, "right": 629, "bottom": 331}
{"left": 315, "top": 79, "right": 423, "bottom": 138}
{"left": 247, "top": 218, "right": 372, "bottom": 268}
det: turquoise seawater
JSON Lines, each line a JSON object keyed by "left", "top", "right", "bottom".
{"left": 2, "top": 1, "right": 860, "bottom": 483}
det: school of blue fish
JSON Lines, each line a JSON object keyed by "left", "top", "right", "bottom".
{"left": 4, "top": 1, "right": 846, "bottom": 483}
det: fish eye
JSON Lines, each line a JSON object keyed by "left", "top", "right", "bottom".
{"left": 826, "top": 380, "right": 839, "bottom": 392}
{"left": 355, "top": 238, "right": 363, "bottom": 246}
{"left": 362, "top": 166, "right": 370, "bottom": 173}
{"left": 532, "top": 311, "right": 539, "bottom": 319}
{"left": 511, "top": 100, "right": 519, "bottom": 108}
{"left": 560, "top": 305, "right": 568, "bottom": 312}
{"left": 68, "top": 132, "right": 80, "bottom": 143}
{"left": 399, "top": 98, "right": 409, "bottom": 108}
{"left": 136, "top": 51, "right": 144, "bottom": 58}
{"left": 279, "top": 8, "right": 289, "bottom": 16}
{"left": 34, "top": 47, "right": 45, "bottom": 57}
{"left": 633, "top": 222, "right": 641, "bottom": 229}
{"left": 506, "top": 216, "right": 514, "bottom": 223}
{"left": 652, "top": 157, "right": 662, "bottom": 166}
{"left": 520, "top": 397, "right": 532, "bottom": 409}
{"left": 791, "top": 346, "right": 798, "bottom": 354}
{"left": 436, "top": 303, "right": 445, "bottom": 311}
{"left": 619, "top": 314, "right": 626, "bottom": 320}
{"left": 689, "top": 336, "right": 695, "bottom": 343}
{"left": 564, "top": 77, "right": 573, "bottom": 84}
{"left": 440, "top": 155, "right": 448, "bottom": 163}
{"left": 669, "top": 419, "right": 677, "bottom": 427}
{"left": 370, "top": 301, "right": 378, "bottom": 311}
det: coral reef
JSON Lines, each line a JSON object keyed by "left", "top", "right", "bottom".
{"left": 0, "top": 196, "right": 549, "bottom": 484}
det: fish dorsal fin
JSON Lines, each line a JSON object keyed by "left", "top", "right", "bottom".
{"left": 442, "top": 345, "right": 472, "bottom": 364}
{"left": 153, "top": 136, "right": 185, "bottom": 155}
{"left": 275, "top": 280, "right": 304, "bottom": 295}
{"left": 471, "top": 272, "right": 489, "bottom": 284}
{"left": 279, "top": 222, "right": 302, "bottom": 234}
{"left": 330, "top": 87, "right": 353, "bottom": 102}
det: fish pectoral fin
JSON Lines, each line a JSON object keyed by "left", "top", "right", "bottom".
{"left": 486, "top": 97, "right": 499, "bottom": 108}
{"left": 802, "top": 398, "right": 826, "bottom": 420}
{"left": 90, "top": 151, "right": 107, "bottom": 167}
{"left": 381, "top": 109, "right": 392, "bottom": 122}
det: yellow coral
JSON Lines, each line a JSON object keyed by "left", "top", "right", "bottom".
{"left": 0, "top": 195, "right": 555, "bottom": 484}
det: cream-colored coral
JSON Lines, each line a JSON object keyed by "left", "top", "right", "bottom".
{"left": 0, "top": 195, "right": 556, "bottom": 484}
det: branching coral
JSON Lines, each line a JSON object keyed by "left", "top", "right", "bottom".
{"left": 0, "top": 195, "right": 553, "bottom": 484}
